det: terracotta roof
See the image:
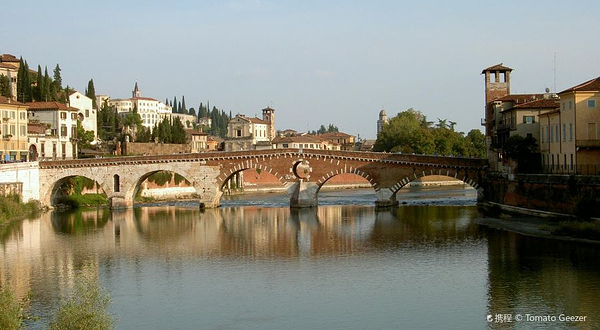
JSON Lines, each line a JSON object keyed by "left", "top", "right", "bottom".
{"left": 511, "top": 99, "right": 560, "bottom": 110}
{"left": 26, "top": 101, "right": 78, "bottom": 111}
{"left": 262, "top": 106, "right": 274, "bottom": 111}
{"left": 131, "top": 97, "right": 159, "bottom": 102}
{"left": 272, "top": 135, "right": 324, "bottom": 144}
{"left": 559, "top": 76, "right": 600, "bottom": 94}
{"left": 0, "top": 54, "right": 19, "bottom": 63}
{"left": 0, "top": 63, "right": 17, "bottom": 70}
{"left": 207, "top": 136, "right": 223, "bottom": 142}
{"left": 481, "top": 63, "right": 513, "bottom": 74}
{"left": 318, "top": 131, "right": 354, "bottom": 138}
{"left": 493, "top": 94, "right": 543, "bottom": 103}
{"left": 184, "top": 129, "right": 208, "bottom": 136}
{"left": 539, "top": 109, "right": 561, "bottom": 116}
{"left": 248, "top": 117, "right": 267, "bottom": 124}
{"left": 0, "top": 96, "right": 25, "bottom": 106}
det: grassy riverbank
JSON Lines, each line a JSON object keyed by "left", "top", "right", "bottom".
{"left": 0, "top": 195, "right": 41, "bottom": 227}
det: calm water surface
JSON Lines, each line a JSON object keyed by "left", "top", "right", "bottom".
{"left": 1, "top": 186, "right": 599, "bottom": 330}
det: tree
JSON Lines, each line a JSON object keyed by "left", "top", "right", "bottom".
{"left": 76, "top": 121, "right": 95, "bottom": 152}
{"left": 16, "top": 58, "right": 32, "bottom": 102}
{"left": 35, "top": 65, "right": 43, "bottom": 101}
{"left": 0, "top": 75, "right": 11, "bottom": 98}
{"left": 44, "top": 66, "right": 53, "bottom": 101}
{"left": 86, "top": 79, "right": 97, "bottom": 109}
{"left": 466, "top": 129, "right": 486, "bottom": 158}
{"left": 171, "top": 117, "right": 186, "bottom": 143}
{"left": 503, "top": 135, "right": 540, "bottom": 173}
{"left": 53, "top": 64, "right": 62, "bottom": 91}
{"left": 181, "top": 95, "right": 187, "bottom": 114}
{"left": 172, "top": 96, "right": 177, "bottom": 113}
{"left": 373, "top": 109, "right": 435, "bottom": 154}
{"left": 188, "top": 107, "right": 196, "bottom": 117}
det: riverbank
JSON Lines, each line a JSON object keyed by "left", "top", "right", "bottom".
{"left": 476, "top": 216, "right": 600, "bottom": 245}
{"left": 0, "top": 194, "right": 42, "bottom": 226}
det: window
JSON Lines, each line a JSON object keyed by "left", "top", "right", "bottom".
{"left": 71, "top": 125, "right": 77, "bottom": 138}
{"left": 541, "top": 126, "right": 546, "bottom": 143}
{"left": 10, "top": 125, "right": 15, "bottom": 135}
{"left": 569, "top": 101, "right": 572, "bottom": 109}
{"left": 555, "top": 125, "right": 559, "bottom": 142}
{"left": 562, "top": 124, "right": 566, "bottom": 141}
{"left": 40, "top": 143, "right": 45, "bottom": 157}
{"left": 523, "top": 116, "right": 535, "bottom": 124}
{"left": 562, "top": 102, "right": 565, "bottom": 110}
{"left": 1, "top": 111, "right": 6, "bottom": 119}
{"left": 570, "top": 154, "right": 574, "bottom": 169}
{"left": 114, "top": 175, "right": 120, "bottom": 192}
{"left": 20, "top": 125, "right": 25, "bottom": 136}
{"left": 71, "top": 113, "right": 77, "bottom": 120}
{"left": 10, "top": 111, "right": 15, "bottom": 119}
{"left": 61, "top": 143, "right": 66, "bottom": 159}
{"left": 19, "top": 112, "right": 26, "bottom": 120}
{"left": 550, "top": 125, "right": 554, "bottom": 142}
{"left": 52, "top": 143, "right": 57, "bottom": 158}
{"left": 60, "top": 112, "right": 67, "bottom": 119}
{"left": 60, "top": 125, "right": 67, "bottom": 137}
{"left": 569, "top": 124, "right": 573, "bottom": 141}
{"left": 588, "top": 100, "right": 596, "bottom": 108}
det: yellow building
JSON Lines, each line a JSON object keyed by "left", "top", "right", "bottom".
{"left": 540, "top": 77, "right": 600, "bottom": 174}
{"left": 0, "top": 96, "right": 29, "bottom": 161}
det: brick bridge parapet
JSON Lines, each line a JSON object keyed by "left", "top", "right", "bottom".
{"left": 38, "top": 149, "right": 488, "bottom": 209}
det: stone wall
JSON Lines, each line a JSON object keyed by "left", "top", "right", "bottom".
{"left": 482, "top": 173, "right": 600, "bottom": 217}
{"left": 0, "top": 162, "right": 40, "bottom": 202}
{"left": 0, "top": 182, "right": 22, "bottom": 196}
{"left": 124, "top": 142, "right": 191, "bottom": 156}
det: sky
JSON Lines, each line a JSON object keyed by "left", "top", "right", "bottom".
{"left": 3, "top": 0, "right": 599, "bottom": 139}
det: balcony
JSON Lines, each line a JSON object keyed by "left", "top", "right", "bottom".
{"left": 497, "top": 118, "right": 516, "bottom": 132}
{"left": 576, "top": 139, "right": 600, "bottom": 148}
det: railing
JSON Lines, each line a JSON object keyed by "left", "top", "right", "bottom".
{"left": 542, "top": 164, "right": 600, "bottom": 176}
{"left": 576, "top": 139, "right": 600, "bottom": 148}
{"left": 497, "top": 118, "right": 516, "bottom": 131}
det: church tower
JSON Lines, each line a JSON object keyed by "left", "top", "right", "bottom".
{"left": 377, "top": 109, "right": 388, "bottom": 136}
{"left": 132, "top": 82, "right": 141, "bottom": 98}
{"left": 262, "top": 106, "right": 275, "bottom": 140}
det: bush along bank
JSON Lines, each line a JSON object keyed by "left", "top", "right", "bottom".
{"left": 0, "top": 194, "right": 41, "bottom": 226}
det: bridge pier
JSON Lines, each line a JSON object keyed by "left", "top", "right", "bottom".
{"left": 289, "top": 181, "right": 319, "bottom": 208}
{"left": 375, "top": 189, "right": 398, "bottom": 208}
{"left": 109, "top": 195, "right": 134, "bottom": 210}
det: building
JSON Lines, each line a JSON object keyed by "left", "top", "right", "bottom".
{"left": 316, "top": 131, "right": 356, "bottom": 151}
{"left": 26, "top": 101, "right": 79, "bottom": 160}
{"left": 482, "top": 63, "right": 550, "bottom": 171}
{"left": 271, "top": 135, "right": 340, "bottom": 150}
{"left": 0, "top": 54, "right": 19, "bottom": 100}
{"left": 224, "top": 107, "right": 275, "bottom": 151}
{"left": 68, "top": 91, "right": 97, "bottom": 140}
{"left": 170, "top": 113, "right": 197, "bottom": 128}
{"left": 0, "top": 96, "right": 29, "bottom": 161}
{"left": 185, "top": 129, "right": 208, "bottom": 153}
{"left": 108, "top": 83, "right": 172, "bottom": 132}
{"left": 539, "top": 77, "right": 600, "bottom": 174}
{"left": 377, "top": 109, "right": 388, "bottom": 136}
{"left": 206, "top": 136, "right": 222, "bottom": 151}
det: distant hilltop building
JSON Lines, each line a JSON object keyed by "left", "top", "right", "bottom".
{"left": 108, "top": 82, "right": 172, "bottom": 132}
{"left": 377, "top": 109, "right": 388, "bottom": 136}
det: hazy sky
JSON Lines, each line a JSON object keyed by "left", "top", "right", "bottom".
{"left": 3, "top": 0, "right": 599, "bottom": 138}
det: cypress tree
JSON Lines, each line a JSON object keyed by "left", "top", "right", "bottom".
{"left": 53, "top": 64, "right": 62, "bottom": 90}
{"left": 178, "top": 101, "right": 182, "bottom": 114}
{"left": 36, "top": 65, "right": 43, "bottom": 101}
{"left": 172, "top": 96, "right": 177, "bottom": 113}
{"left": 86, "top": 79, "right": 97, "bottom": 108}
{"left": 44, "top": 67, "right": 54, "bottom": 101}
{"left": 0, "top": 75, "right": 11, "bottom": 98}
{"left": 181, "top": 96, "right": 187, "bottom": 114}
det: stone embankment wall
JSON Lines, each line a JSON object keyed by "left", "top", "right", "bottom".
{"left": 0, "top": 162, "right": 40, "bottom": 202}
{"left": 124, "top": 142, "right": 191, "bottom": 156}
{"left": 482, "top": 173, "right": 600, "bottom": 218}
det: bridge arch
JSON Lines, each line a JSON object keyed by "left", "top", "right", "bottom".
{"left": 315, "top": 167, "right": 379, "bottom": 194}
{"left": 218, "top": 161, "right": 287, "bottom": 190}
{"left": 44, "top": 174, "right": 110, "bottom": 207}
{"left": 125, "top": 169, "right": 198, "bottom": 203}
{"left": 389, "top": 168, "right": 483, "bottom": 196}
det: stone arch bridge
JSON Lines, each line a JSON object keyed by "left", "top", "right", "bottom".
{"left": 38, "top": 149, "right": 488, "bottom": 209}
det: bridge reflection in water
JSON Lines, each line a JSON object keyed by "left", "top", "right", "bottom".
{"left": 2, "top": 200, "right": 600, "bottom": 330}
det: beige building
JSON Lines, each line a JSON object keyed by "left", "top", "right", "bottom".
{"left": 108, "top": 83, "right": 172, "bottom": 132}
{"left": 316, "top": 131, "right": 356, "bottom": 150}
{"left": 271, "top": 135, "right": 340, "bottom": 150}
{"left": 68, "top": 91, "right": 97, "bottom": 140}
{"left": 497, "top": 97, "right": 559, "bottom": 146}
{"left": 0, "top": 96, "right": 29, "bottom": 161}
{"left": 0, "top": 54, "right": 19, "bottom": 99}
{"left": 185, "top": 129, "right": 208, "bottom": 153}
{"left": 539, "top": 76, "right": 600, "bottom": 174}
{"left": 224, "top": 107, "right": 275, "bottom": 151}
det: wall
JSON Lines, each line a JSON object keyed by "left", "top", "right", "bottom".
{"left": 124, "top": 142, "right": 191, "bottom": 156}
{"left": 482, "top": 173, "right": 600, "bottom": 217}
{"left": 0, "top": 162, "right": 40, "bottom": 202}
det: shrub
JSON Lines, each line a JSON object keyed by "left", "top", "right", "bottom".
{"left": 0, "top": 286, "right": 24, "bottom": 330}
{"left": 48, "top": 273, "right": 115, "bottom": 330}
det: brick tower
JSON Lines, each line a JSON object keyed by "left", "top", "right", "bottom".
{"left": 482, "top": 63, "right": 512, "bottom": 136}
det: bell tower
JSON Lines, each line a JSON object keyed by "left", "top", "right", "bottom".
{"left": 262, "top": 106, "right": 275, "bottom": 141}
{"left": 482, "top": 63, "right": 512, "bottom": 137}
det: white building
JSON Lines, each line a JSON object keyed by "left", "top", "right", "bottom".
{"left": 26, "top": 101, "right": 79, "bottom": 160}
{"left": 68, "top": 91, "right": 97, "bottom": 140}
{"left": 108, "top": 83, "right": 172, "bottom": 132}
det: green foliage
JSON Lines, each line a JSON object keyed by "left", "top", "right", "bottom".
{"left": 0, "top": 286, "right": 25, "bottom": 330}
{"left": 17, "top": 57, "right": 32, "bottom": 102}
{"left": 503, "top": 135, "right": 541, "bottom": 173}
{"left": 0, "top": 194, "right": 41, "bottom": 226}
{"left": 0, "top": 75, "right": 11, "bottom": 98}
{"left": 77, "top": 121, "right": 95, "bottom": 151}
{"left": 174, "top": 173, "right": 190, "bottom": 185}
{"left": 147, "top": 171, "right": 173, "bottom": 186}
{"left": 86, "top": 79, "right": 97, "bottom": 109}
{"left": 171, "top": 117, "right": 186, "bottom": 143}
{"left": 44, "top": 66, "right": 54, "bottom": 101}
{"left": 97, "top": 101, "right": 121, "bottom": 142}
{"left": 374, "top": 108, "right": 485, "bottom": 157}
{"left": 136, "top": 125, "right": 152, "bottom": 143}
{"left": 35, "top": 65, "right": 43, "bottom": 101}
{"left": 53, "top": 64, "right": 62, "bottom": 90}
{"left": 48, "top": 272, "right": 115, "bottom": 330}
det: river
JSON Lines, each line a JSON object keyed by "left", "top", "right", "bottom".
{"left": 1, "top": 186, "right": 599, "bottom": 329}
